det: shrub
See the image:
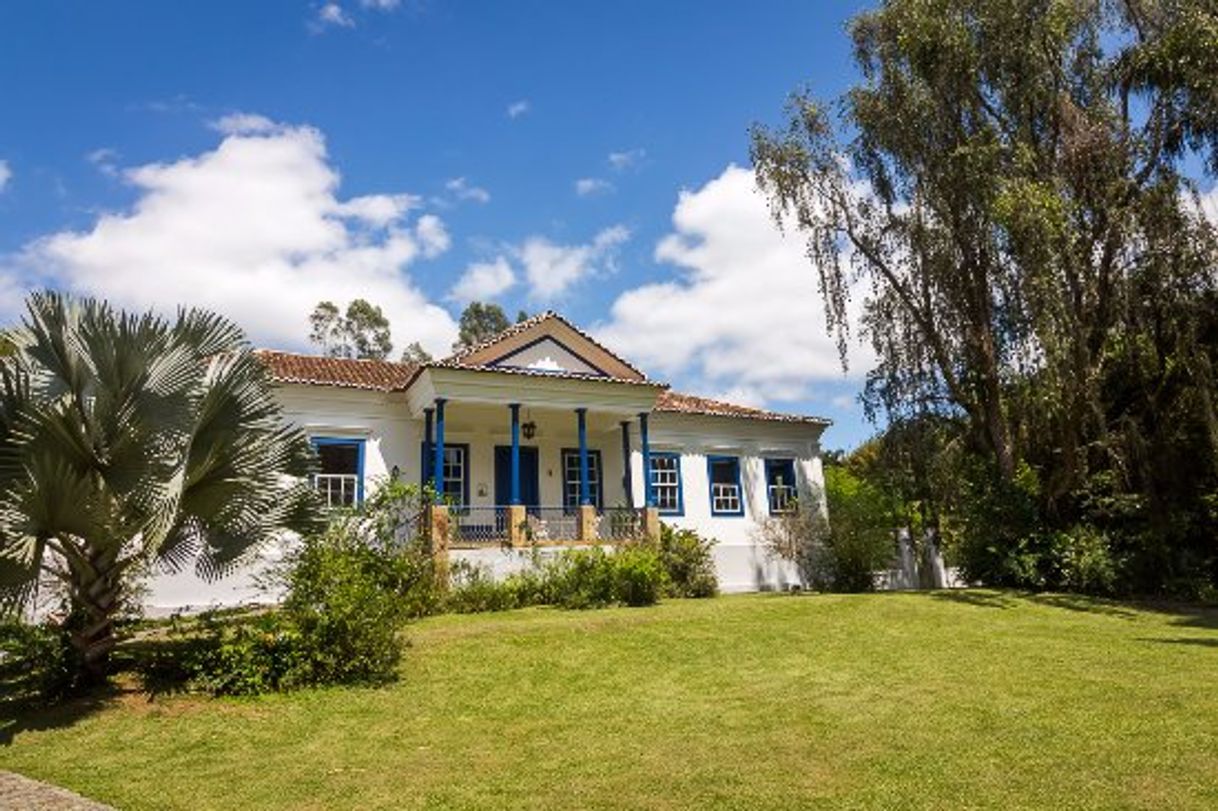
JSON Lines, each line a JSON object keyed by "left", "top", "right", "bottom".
{"left": 654, "top": 525, "right": 718, "bottom": 598}
{"left": 1048, "top": 526, "right": 1119, "bottom": 596}
{"left": 758, "top": 466, "right": 895, "bottom": 592}
{"left": 612, "top": 544, "right": 667, "bottom": 606}
{"left": 0, "top": 620, "right": 78, "bottom": 703}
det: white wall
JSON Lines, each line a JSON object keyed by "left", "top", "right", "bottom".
{"left": 144, "top": 386, "right": 828, "bottom": 610}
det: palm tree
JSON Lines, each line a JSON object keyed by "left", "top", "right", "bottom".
{"left": 0, "top": 292, "right": 324, "bottom": 683}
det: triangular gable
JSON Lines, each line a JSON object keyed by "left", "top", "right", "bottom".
{"left": 444, "top": 312, "right": 646, "bottom": 381}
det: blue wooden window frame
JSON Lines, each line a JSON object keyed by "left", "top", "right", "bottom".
{"left": 561, "top": 448, "right": 603, "bottom": 511}
{"left": 764, "top": 458, "right": 798, "bottom": 514}
{"left": 648, "top": 452, "right": 684, "bottom": 516}
{"left": 419, "top": 441, "right": 470, "bottom": 508}
{"left": 706, "top": 455, "right": 745, "bottom": 517}
{"left": 311, "top": 436, "right": 366, "bottom": 505}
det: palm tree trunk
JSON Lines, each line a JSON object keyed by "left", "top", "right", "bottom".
{"left": 66, "top": 546, "right": 123, "bottom": 684}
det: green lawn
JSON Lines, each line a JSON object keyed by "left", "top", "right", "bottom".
{"left": 4, "top": 591, "right": 1218, "bottom": 810}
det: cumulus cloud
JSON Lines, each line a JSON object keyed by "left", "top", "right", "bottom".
{"left": 415, "top": 214, "right": 450, "bottom": 258}
{"left": 314, "top": 2, "right": 355, "bottom": 29}
{"left": 608, "top": 148, "right": 645, "bottom": 171}
{"left": 0, "top": 160, "right": 10, "bottom": 192}
{"left": 575, "top": 177, "right": 613, "bottom": 197}
{"left": 0, "top": 120, "right": 457, "bottom": 353}
{"left": 449, "top": 256, "right": 516, "bottom": 303}
{"left": 595, "top": 164, "right": 873, "bottom": 404}
{"left": 518, "top": 225, "right": 629, "bottom": 301}
{"left": 445, "top": 177, "right": 491, "bottom": 204}
{"left": 210, "top": 112, "right": 279, "bottom": 135}
{"left": 360, "top": 0, "right": 400, "bottom": 8}
{"left": 506, "top": 100, "right": 530, "bottom": 119}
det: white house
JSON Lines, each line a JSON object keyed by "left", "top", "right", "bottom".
{"left": 146, "top": 312, "right": 830, "bottom": 608}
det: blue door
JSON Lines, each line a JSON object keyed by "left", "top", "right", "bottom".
{"left": 494, "top": 446, "right": 540, "bottom": 508}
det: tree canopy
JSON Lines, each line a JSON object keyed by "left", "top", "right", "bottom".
{"left": 454, "top": 302, "right": 514, "bottom": 350}
{"left": 309, "top": 299, "right": 394, "bottom": 360}
{"left": 753, "top": 0, "right": 1218, "bottom": 595}
{"left": 0, "top": 293, "right": 323, "bottom": 682}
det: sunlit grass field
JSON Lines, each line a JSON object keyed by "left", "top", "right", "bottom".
{"left": 4, "top": 591, "right": 1218, "bottom": 810}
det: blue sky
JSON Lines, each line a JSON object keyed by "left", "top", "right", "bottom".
{"left": 0, "top": 0, "right": 877, "bottom": 449}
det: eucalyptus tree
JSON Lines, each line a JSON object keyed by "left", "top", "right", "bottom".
{"left": 753, "top": 1, "right": 1218, "bottom": 498}
{"left": 309, "top": 298, "right": 394, "bottom": 360}
{"left": 0, "top": 293, "right": 323, "bottom": 683}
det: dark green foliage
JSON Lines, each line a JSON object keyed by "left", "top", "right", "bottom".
{"left": 309, "top": 299, "right": 394, "bottom": 360}
{"left": 760, "top": 466, "right": 896, "bottom": 593}
{"left": 454, "top": 302, "right": 511, "bottom": 350}
{"left": 753, "top": 0, "right": 1218, "bottom": 598}
{"left": 0, "top": 620, "right": 79, "bottom": 703}
{"left": 445, "top": 545, "right": 671, "bottom": 613}
{"left": 654, "top": 525, "right": 718, "bottom": 598}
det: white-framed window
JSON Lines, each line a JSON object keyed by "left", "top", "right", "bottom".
{"left": 649, "top": 452, "right": 683, "bottom": 515}
{"left": 765, "top": 458, "right": 798, "bottom": 514}
{"left": 441, "top": 444, "right": 468, "bottom": 506}
{"left": 311, "top": 437, "right": 364, "bottom": 508}
{"left": 707, "top": 455, "right": 744, "bottom": 516}
{"left": 562, "top": 449, "right": 602, "bottom": 509}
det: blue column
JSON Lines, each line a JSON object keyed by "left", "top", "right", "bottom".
{"left": 423, "top": 407, "right": 434, "bottom": 492}
{"left": 620, "top": 421, "right": 634, "bottom": 509}
{"left": 432, "top": 398, "right": 446, "bottom": 504}
{"left": 509, "top": 403, "right": 521, "bottom": 505}
{"left": 639, "top": 412, "right": 654, "bottom": 508}
{"left": 576, "top": 408, "right": 590, "bottom": 506}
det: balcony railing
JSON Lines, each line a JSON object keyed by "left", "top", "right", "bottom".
{"left": 597, "top": 507, "right": 644, "bottom": 541}
{"left": 313, "top": 473, "right": 359, "bottom": 509}
{"left": 449, "top": 506, "right": 510, "bottom": 546}
{"left": 518, "top": 507, "right": 580, "bottom": 544}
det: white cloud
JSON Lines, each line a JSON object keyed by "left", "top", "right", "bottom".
{"left": 0, "top": 160, "right": 10, "bottom": 193}
{"left": 449, "top": 256, "right": 516, "bottom": 303}
{"left": 0, "top": 120, "right": 457, "bottom": 354}
{"left": 608, "top": 148, "right": 645, "bottom": 171}
{"left": 575, "top": 178, "right": 613, "bottom": 197}
{"left": 506, "top": 100, "right": 530, "bottom": 119}
{"left": 315, "top": 3, "right": 355, "bottom": 29}
{"left": 210, "top": 112, "right": 279, "bottom": 136}
{"left": 360, "top": 0, "right": 400, "bottom": 8}
{"left": 595, "top": 164, "right": 873, "bottom": 405}
{"left": 518, "top": 225, "right": 629, "bottom": 301}
{"left": 445, "top": 177, "right": 491, "bottom": 204}
{"left": 86, "top": 148, "right": 120, "bottom": 178}
{"left": 415, "top": 214, "right": 450, "bottom": 258}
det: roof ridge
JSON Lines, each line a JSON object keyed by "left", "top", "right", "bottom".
{"left": 440, "top": 310, "right": 648, "bottom": 379}
{"left": 254, "top": 348, "right": 416, "bottom": 367}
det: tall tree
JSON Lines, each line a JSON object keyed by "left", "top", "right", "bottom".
{"left": 0, "top": 293, "right": 323, "bottom": 684}
{"left": 454, "top": 302, "right": 511, "bottom": 350}
{"left": 309, "top": 299, "right": 393, "bottom": 360}
{"left": 400, "top": 341, "right": 433, "bottom": 364}
{"left": 752, "top": 0, "right": 1218, "bottom": 590}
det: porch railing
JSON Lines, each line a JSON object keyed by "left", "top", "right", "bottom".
{"left": 767, "top": 484, "right": 797, "bottom": 514}
{"left": 313, "top": 473, "right": 359, "bottom": 509}
{"left": 597, "top": 507, "right": 644, "bottom": 541}
{"left": 449, "top": 506, "right": 510, "bottom": 546}
{"left": 518, "top": 507, "right": 580, "bottom": 544}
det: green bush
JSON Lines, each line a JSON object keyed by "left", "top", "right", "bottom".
{"left": 654, "top": 525, "right": 718, "bottom": 598}
{"left": 612, "top": 545, "right": 667, "bottom": 607}
{"left": 0, "top": 620, "right": 78, "bottom": 703}
{"left": 1048, "top": 526, "right": 1119, "bottom": 596}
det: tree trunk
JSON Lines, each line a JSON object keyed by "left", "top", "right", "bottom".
{"left": 66, "top": 545, "right": 123, "bottom": 684}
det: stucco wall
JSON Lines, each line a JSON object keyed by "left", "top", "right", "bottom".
{"left": 144, "top": 385, "right": 827, "bottom": 610}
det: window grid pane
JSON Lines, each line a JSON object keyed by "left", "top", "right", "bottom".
{"left": 709, "top": 457, "right": 742, "bottom": 515}
{"left": 765, "top": 459, "right": 797, "bottom": 513}
{"left": 650, "top": 455, "right": 680, "bottom": 513}
{"left": 562, "top": 451, "right": 601, "bottom": 509}
{"left": 443, "top": 447, "right": 465, "bottom": 503}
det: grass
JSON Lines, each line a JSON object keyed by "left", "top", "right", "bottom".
{"left": 3, "top": 590, "right": 1218, "bottom": 810}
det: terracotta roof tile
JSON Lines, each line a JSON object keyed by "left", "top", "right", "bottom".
{"left": 656, "top": 391, "right": 831, "bottom": 426}
{"left": 255, "top": 350, "right": 418, "bottom": 392}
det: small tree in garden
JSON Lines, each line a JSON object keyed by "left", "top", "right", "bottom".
{"left": 0, "top": 292, "right": 323, "bottom": 686}
{"left": 759, "top": 467, "right": 896, "bottom": 592}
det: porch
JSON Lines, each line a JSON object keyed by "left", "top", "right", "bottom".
{"left": 408, "top": 363, "right": 667, "bottom": 549}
